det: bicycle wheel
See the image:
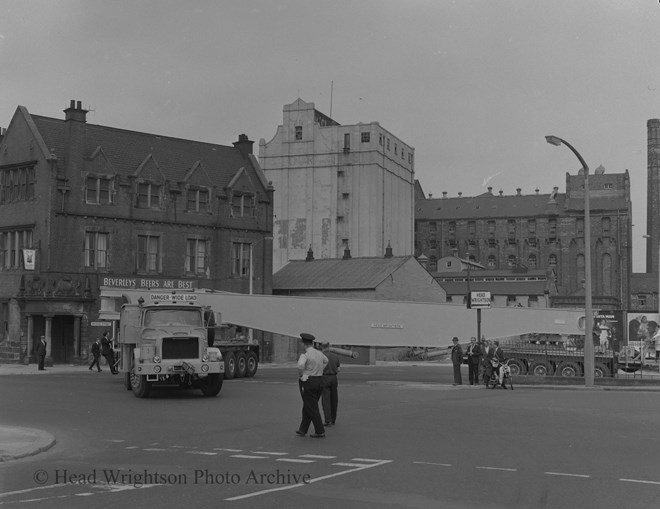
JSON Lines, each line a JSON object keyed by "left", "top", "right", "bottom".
{"left": 505, "top": 373, "right": 514, "bottom": 390}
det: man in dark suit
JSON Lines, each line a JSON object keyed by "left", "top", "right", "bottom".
{"left": 450, "top": 337, "right": 463, "bottom": 386}
{"left": 492, "top": 340, "right": 507, "bottom": 388}
{"left": 36, "top": 336, "right": 47, "bottom": 371}
{"left": 465, "top": 336, "right": 482, "bottom": 385}
{"left": 100, "top": 332, "right": 117, "bottom": 374}
{"left": 89, "top": 338, "right": 102, "bottom": 372}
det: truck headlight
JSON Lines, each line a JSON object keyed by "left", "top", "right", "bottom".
{"left": 201, "top": 364, "right": 209, "bottom": 373}
{"left": 205, "top": 347, "right": 221, "bottom": 362}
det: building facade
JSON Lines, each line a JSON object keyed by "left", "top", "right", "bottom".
{"left": 259, "top": 99, "right": 415, "bottom": 272}
{"left": 415, "top": 169, "right": 633, "bottom": 310}
{"left": 0, "top": 101, "right": 273, "bottom": 364}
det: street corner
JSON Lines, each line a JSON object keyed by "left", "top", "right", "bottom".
{"left": 0, "top": 426, "right": 56, "bottom": 462}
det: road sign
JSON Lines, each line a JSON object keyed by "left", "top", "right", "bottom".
{"left": 469, "top": 291, "right": 491, "bottom": 309}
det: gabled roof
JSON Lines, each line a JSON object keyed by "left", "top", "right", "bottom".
{"left": 30, "top": 113, "right": 260, "bottom": 192}
{"left": 273, "top": 256, "right": 413, "bottom": 291}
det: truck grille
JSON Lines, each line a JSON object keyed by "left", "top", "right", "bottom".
{"left": 162, "top": 337, "right": 199, "bottom": 359}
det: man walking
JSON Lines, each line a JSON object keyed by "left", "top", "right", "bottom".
{"left": 100, "top": 331, "right": 117, "bottom": 375}
{"left": 89, "top": 337, "right": 102, "bottom": 372}
{"left": 466, "top": 336, "right": 482, "bottom": 385}
{"left": 321, "top": 342, "right": 340, "bottom": 426}
{"left": 450, "top": 337, "right": 463, "bottom": 386}
{"left": 36, "top": 336, "right": 47, "bottom": 371}
{"left": 296, "top": 333, "right": 327, "bottom": 438}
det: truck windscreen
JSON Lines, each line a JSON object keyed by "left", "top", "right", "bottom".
{"left": 144, "top": 309, "right": 202, "bottom": 327}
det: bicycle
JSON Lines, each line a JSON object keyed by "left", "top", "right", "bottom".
{"left": 486, "top": 359, "right": 514, "bottom": 390}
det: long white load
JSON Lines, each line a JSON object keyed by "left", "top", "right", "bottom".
{"left": 116, "top": 289, "right": 585, "bottom": 348}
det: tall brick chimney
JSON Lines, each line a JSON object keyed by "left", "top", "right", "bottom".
{"left": 63, "top": 100, "right": 88, "bottom": 172}
{"left": 233, "top": 133, "right": 254, "bottom": 158}
{"left": 647, "top": 119, "right": 660, "bottom": 273}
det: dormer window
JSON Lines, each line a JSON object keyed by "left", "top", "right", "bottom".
{"left": 137, "top": 182, "right": 161, "bottom": 208}
{"left": 187, "top": 187, "right": 210, "bottom": 212}
{"left": 86, "top": 176, "right": 113, "bottom": 205}
{"left": 231, "top": 193, "right": 255, "bottom": 218}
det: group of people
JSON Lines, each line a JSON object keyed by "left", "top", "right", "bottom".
{"left": 450, "top": 336, "right": 507, "bottom": 388}
{"left": 295, "top": 333, "right": 341, "bottom": 438}
{"left": 88, "top": 331, "right": 118, "bottom": 374}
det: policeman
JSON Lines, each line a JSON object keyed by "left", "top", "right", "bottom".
{"left": 295, "top": 333, "right": 327, "bottom": 438}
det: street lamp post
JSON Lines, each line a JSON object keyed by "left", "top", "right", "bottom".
{"left": 643, "top": 235, "right": 660, "bottom": 313}
{"left": 545, "top": 135, "right": 594, "bottom": 387}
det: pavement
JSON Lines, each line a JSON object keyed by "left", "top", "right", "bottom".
{"left": 1, "top": 360, "right": 659, "bottom": 463}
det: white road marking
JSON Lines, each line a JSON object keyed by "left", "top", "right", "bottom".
{"left": 231, "top": 454, "right": 269, "bottom": 459}
{"left": 104, "top": 439, "right": 125, "bottom": 443}
{"left": 168, "top": 445, "right": 186, "bottom": 448}
{"left": 143, "top": 448, "right": 167, "bottom": 451}
{"left": 352, "top": 458, "right": 387, "bottom": 463}
{"left": 250, "top": 451, "right": 288, "bottom": 456}
{"left": 214, "top": 448, "right": 243, "bottom": 452}
{"left": 544, "top": 472, "right": 591, "bottom": 478}
{"left": 0, "top": 484, "right": 70, "bottom": 498}
{"left": 276, "top": 458, "right": 316, "bottom": 464}
{"left": 620, "top": 478, "right": 660, "bottom": 485}
{"left": 299, "top": 454, "right": 336, "bottom": 459}
{"left": 476, "top": 466, "right": 517, "bottom": 472}
{"left": 185, "top": 451, "right": 217, "bottom": 456}
{"left": 332, "top": 462, "right": 373, "bottom": 467}
{"left": 413, "top": 461, "right": 452, "bottom": 467}
{"left": 125, "top": 446, "right": 139, "bottom": 449}
{"left": 225, "top": 459, "right": 392, "bottom": 501}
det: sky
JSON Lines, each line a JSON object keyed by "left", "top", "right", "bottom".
{"left": 1, "top": 0, "right": 659, "bottom": 271}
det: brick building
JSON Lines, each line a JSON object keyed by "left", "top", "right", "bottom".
{"left": 0, "top": 101, "right": 273, "bottom": 365}
{"left": 415, "top": 169, "right": 633, "bottom": 310}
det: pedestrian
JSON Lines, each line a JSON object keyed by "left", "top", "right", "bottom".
{"left": 321, "top": 341, "right": 340, "bottom": 426}
{"left": 450, "top": 336, "right": 463, "bottom": 386}
{"left": 295, "top": 332, "right": 327, "bottom": 438}
{"left": 482, "top": 339, "right": 493, "bottom": 385}
{"left": 89, "top": 337, "right": 102, "bottom": 372}
{"left": 36, "top": 335, "right": 47, "bottom": 371}
{"left": 100, "top": 331, "right": 117, "bottom": 375}
{"left": 465, "top": 336, "right": 482, "bottom": 385}
{"left": 492, "top": 340, "right": 506, "bottom": 388}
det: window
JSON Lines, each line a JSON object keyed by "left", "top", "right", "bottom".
{"left": 429, "top": 222, "right": 437, "bottom": 233}
{"left": 507, "top": 255, "right": 517, "bottom": 267}
{"left": 84, "top": 232, "right": 108, "bottom": 269}
{"left": 549, "top": 218, "right": 557, "bottom": 238}
{"left": 528, "top": 219, "right": 536, "bottom": 234}
{"left": 295, "top": 126, "right": 303, "bottom": 141}
{"left": 379, "top": 134, "right": 383, "bottom": 146}
{"left": 487, "top": 255, "right": 497, "bottom": 269}
{"left": 343, "top": 133, "right": 350, "bottom": 151}
{"left": 187, "top": 188, "right": 210, "bottom": 212}
{"left": 231, "top": 194, "right": 255, "bottom": 217}
{"left": 137, "top": 234, "right": 160, "bottom": 273}
{"left": 0, "top": 166, "right": 35, "bottom": 204}
{"left": 342, "top": 193, "right": 350, "bottom": 199}
{"left": 394, "top": 144, "right": 398, "bottom": 155}
{"left": 429, "top": 256, "right": 437, "bottom": 271}
{"left": 507, "top": 295, "right": 517, "bottom": 306}
{"left": 468, "top": 221, "right": 476, "bottom": 237}
{"left": 507, "top": 219, "right": 516, "bottom": 237}
{"left": 186, "top": 238, "right": 208, "bottom": 275}
{"left": 0, "top": 301, "right": 7, "bottom": 340}
{"left": 639, "top": 296, "right": 647, "bottom": 307}
{"left": 86, "top": 176, "right": 112, "bottom": 204}
{"left": 602, "top": 217, "right": 611, "bottom": 235}
{"left": 137, "top": 182, "right": 161, "bottom": 208}
{"left": 361, "top": 132, "right": 370, "bottom": 143}
{"left": 487, "top": 220, "right": 496, "bottom": 236}
{"left": 387, "top": 138, "right": 390, "bottom": 151}
{"left": 576, "top": 218, "right": 584, "bottom": 237}
{"left": 549, "top": 254, "right": 557, "bottom": 266}
{"left": 528, "top": 254, "right": 537, "bottom": 268}
{"left": 232, "top": 242, "right": 251, "bottom": 277}
{"left": 603, "top": 183, "right": 613, "bottom": 189}
{"left": 429, "top": 239, "right": 437, "bottom": 249}
{"left": 0, "top": 229, "right": 33, "bottom": 269}
{"left": 448, "top": 222, "right": 456, "bottom": 235}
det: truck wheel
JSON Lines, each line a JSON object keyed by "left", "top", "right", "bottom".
{"left": 245, "top": 352, "right": 258, "bottom": 377}
{"left": 235, "top": 353, "right": 247, "bottom": 378}
{"left": 224, "top": 352, "right": 236, "bottom": 380}
{"left": 200, "top": 374, "right": 223, "bottom": 397}
{"left": 131, "top": 371, "right": 151, "bottom": 398}
{"left": 594, "top": 363, "right": 611, "bottom": 378}
{"left": 529, "top": 360, "right": 553, "bottom": 377}
{"left": 506, "top": 359, "right": 527, "bottom": 376}
{"left": 557, "top": 361, "right": 581, "bottom": 377}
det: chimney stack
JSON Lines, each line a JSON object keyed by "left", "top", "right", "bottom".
{"left": 516, "top": 188, "right": 521, "bottom": 196}
{"left": 384, "top": 242, "right": 393, "bottom": 258}
{"left": 647, "top": 119, "right": 660, "bottom": 273}
{"left": 64, "top": 99, "right": 88, "bottom": 123}
{"left": 342, "top": 247, "right": 352, "bottom": 259}
{"left": 305, "top": 245, "right": 314, "bottom": 262}
{"left": 442, "top": 191, "right": 447, "bottom": 198}
{"left": 487, "top": 186, "right": 493, "bottom": 194}
{"left": 233, "top": 133, "right": 254, "bottom": 157}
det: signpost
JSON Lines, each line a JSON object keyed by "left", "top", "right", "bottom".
{"left": 468, "top": 291, "right": 491, "bottom": 340}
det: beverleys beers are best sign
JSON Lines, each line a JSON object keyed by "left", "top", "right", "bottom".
{"left": 469, "top": 291, "right": 491, "bottom": 309}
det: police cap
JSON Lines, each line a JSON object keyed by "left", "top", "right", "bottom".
{"left": 300, "top": 332, "right": 316, "bottom": 343}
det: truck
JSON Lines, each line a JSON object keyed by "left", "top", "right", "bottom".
{"left": 119, "top": 294, "right": 224, "bottom": 398}
{"left": 499, "top": 333, "right": 618, "bottom": 378}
